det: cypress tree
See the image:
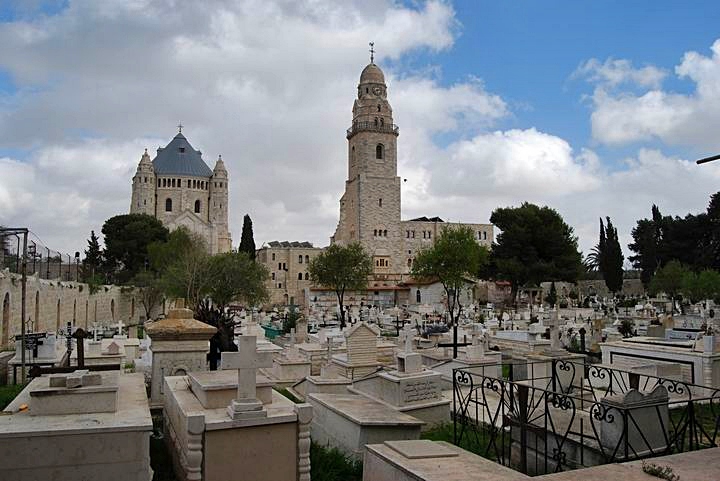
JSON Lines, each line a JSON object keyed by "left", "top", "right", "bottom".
{"left": 239, "top": 214, "right": 256, "bottom": 260}
{"left": 602, "top": 217, "right": 624, "bottom": 294}
{"left": 82, "top": 230, "right": 103, "bottom": 281}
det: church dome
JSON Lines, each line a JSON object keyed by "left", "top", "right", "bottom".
{"left": 152, "top": 132, "right": 213, "bottom": 178}
{"left": 360, "top": 63, "right": 385, "bottom": 84}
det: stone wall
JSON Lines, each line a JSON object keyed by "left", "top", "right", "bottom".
{"left": 257, "top": 244, "right": 323, "bottom": 306}
{"left": 0, "top": 270, "right": 145, "bottom": 349}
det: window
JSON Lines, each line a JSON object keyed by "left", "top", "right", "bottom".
{"left": 298, "top": 255, "right": 303, "bottom": 264}
{"left": 283, "top": 262, "right": 287, "bottom": 270}
{"left": 374, "top": 229, "right": 377, "bottom": 237}
{"left": 193, "top": 180, "right": 197, "bottom": 188}
{"left": 165, "top": 198, "right": 172, "bottom": 212}
{"left": 483, "top": 231, "right": 487, "bottom": 240}
{"left": 272, "top": 253, "right": 275, "bottom": 261}
{"left": 407, "top": 258, "right": 412, "bottom": 267}
{"left": 194, "top": 200, "right": 201, "bottom": 213}
{"left": 298, "top": 273, "right": 303, "bottom": 280}
{"left": 366, "top": 88, "right": 369, "bottom": 94}
{"left": 171, "top": 179, "right": 176, "bottom": 187}
{"left": 377, "top": 104, "right": 381, "bottom": 112}
{"left": 162, "top": 178, "right": 166, "bottom": 187}
{"left": 179, "top": 147, "right": 185, "bottom": 153}
{"left": 376, "top": 144, "right": 384, "bottom": 159}
{"left": 406, "top": 231, "right": 409, "bottom": 238}
{"left": 305, "top": 255, "right": 309, "bottom": 263}
{"left": 278, "top": 263, "right": 282, "bottom": 270}
{"left": 428, "top": 231, "right": 432, "bottom": 239}
{"left": 305, "top": 273, "right": 309, "bottom": 280}
{"left": 143, "top": 200, "right": 146, "bottom": 205}
{"left": 412, "top": 231, "right": 415, "bottom": 238}
{"left": 278, "top": 283, "right": 282, "bottom": 289}
{"left": 383, "top": 229, "right": 387, "bottom": 237}
{"left": 351, "top": 146, "right": 355, "bottom": 163}
{"left": 379, "top": 198, "right": 382, "bottom": 207}
{"left": 144, "top": 177, "right": 147, "bottom": 183}
{"left": 271, "top": 273, "right": 275, "bottom": 280}
{"left": 158, "top": 179, "right": 161, "bottom": 187}
{"left": 374, "top": 117, "right": 378, "bottom": 127}
{"left": 416, "top": 289, "right": 421, "bottom": 303}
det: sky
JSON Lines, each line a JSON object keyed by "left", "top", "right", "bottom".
{"left": 2, "top": 0, "right": 720, "bottom": 264}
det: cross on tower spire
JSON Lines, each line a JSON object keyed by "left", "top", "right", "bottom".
{"left": 369, "top": 42, "right": 375, "bottom": 64}
{"left": 177, "top": 122, "right": 183, "bottom": 133}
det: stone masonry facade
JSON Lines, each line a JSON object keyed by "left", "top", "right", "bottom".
{"left": 0, "top": 270, "right": 146, "bottom": 349}
{"left": 130, "top": 131, "right": 232, "bottom": 254}
{"left": 256, "top": 241, "right": 323, "bottom": 307}
{"left": 332, "top": 61, "right": 493, "bottom": 278}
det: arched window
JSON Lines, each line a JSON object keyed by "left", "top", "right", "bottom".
{"left": 407, "top": 258, "right": 412, "bottom": 267}
{"left": 271, "top": 272, "right": 275, "bottom": 280}
{"left": 298, "top": 273, "right": 303, "bottom": 280}
{"left": 162, "top": 178, "right": 166, "bottom": 187}
{"left": 377, "top": 104, "right": 381, "bottom": 112}
{"left": 298, "top": 255, "right": 303, "bottom": 264}
{"left": 383, "top": 229, "right": 387, "bottom": 237}
{"left": 373, "top": 229, "right": 377, "bottom": 237}
{"left": 194, "top": 200, "right": 201, "bottom": 213}
{"left": 376, "top": 144, "right": 384, "bottom": 159}
{"left": 416, "top": 289, "right": 421, "bottom": 303}
{"left": 171, "top": 179, "right": 176, "bottom": 187}
{"left": 379, "top": 198, "right": 382, "bottom": 207}
{"left": 380, "top": 118, "right": 384, "bottom": 127}
{"left": 374, "top": 117, "right": 379, "bottom": 127}
{"left": 165, "top": 198, "right": 172, "bottom": 212}
{"left": 272, "top": 253, "right": 276, "bottom": 261}
{"left": 305, "top": 255, "right": 309, "bottom": 263}
{"left": 305, "top": 273, "right": 309, "bottom": 280}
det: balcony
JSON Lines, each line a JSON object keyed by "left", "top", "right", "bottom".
{"left": 346, "top": 121, "right": 399, "bottom": 139}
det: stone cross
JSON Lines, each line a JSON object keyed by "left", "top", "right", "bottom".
{"left": 290, "top": 328, "right": 296, "bottom": 346}
{"left": 116, "top": 319, "right": 125, "bottom": 337}
{"left": 220, "top": 336, "right": 273, "bottom": 420}
{"left": 401, "top": 322, "right": 414, "bottom": 353}
{"left": 92, "top": 322, "right": 99, "bottom": 342}
{"left": 547, "top": 309, "right": 562, "bottom": 351}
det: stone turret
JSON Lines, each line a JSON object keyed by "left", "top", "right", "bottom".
{"left": 210, "top": 155, "right": 232, "bottom": 253}
{"left": 130, "top": 149, "right": 156, "bottom": 216}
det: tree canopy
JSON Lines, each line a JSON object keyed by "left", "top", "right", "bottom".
{"left": 598, "top": 217, "right": 624, "bottom": 294}
{"left": 238, "top": 214, "right": 256, "bottom": 260}
{"left": 102, "top": 214, "right": 168, "bottom": 284}
{"left": 81, "top": 230, "right": 103, "bottom": 283}
{"left": 412, "top": 226, "right": 488, "bottom": 357}
{"left": 489, "top": 202, "right": 583, "bottom": 302}
{"left": 308, "top": 243, "right": 372, "bottom": 329}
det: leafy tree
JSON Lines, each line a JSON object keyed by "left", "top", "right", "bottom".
{"left": 618, "top": 319, "right": 635, "bottom": 338}
{"left": 283, "top": 305, "right": 300, "bottom": 334}
{"left": 152, "top": 228, "right": 210, "bottom": 309}
{"left": 601, "top": 217, "right": 624, "bottom": 294}
{"left": 131, "top": 270, "right": 163, "bottom": 321}
{"left": 544, "top": 281, "right": 557, "bottom": 307}
{"left": 308, "top": 243, "right": 372, "bottom": 329}
{"left": 649, "top": 260, "right": 688, "bottom": 314}
{"left": 238, "top": 214, "right": 256, "bottom": 260}
{"left": 681, "top": 269, "right": 720, "bottom": 304}
{"left": 81, "top": 230, "right": 104, "bottom": 282}
{"left": 489, "top": 202, "right": 583, "bottom": 304}
{"left": 629, "top": 205, "right": 664, "bottom": 287}
{"left": 102, "top": 214, "right": 169, "bottom": 284}
{"left": 201, "top": 251, "right": 269, "bottom": 352}
{"left": 411, "top": 226, "right": 489, "bottom": 358}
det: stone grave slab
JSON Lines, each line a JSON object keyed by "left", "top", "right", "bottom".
{"left": 384, "top": 439, "right": 458, "bottom": 459}
{"left": 29, "top": 370, "right": 120, "bottom": 415}
{"left": 188, "top": 369, "right": 273, "bottom": 409}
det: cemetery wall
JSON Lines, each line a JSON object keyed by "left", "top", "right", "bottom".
{"left": 0, "top": 270, "right": 145, "bottom": 348}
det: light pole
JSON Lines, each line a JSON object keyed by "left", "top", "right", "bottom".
{"left": 75, "top": 252, "right": 80, "bottom": 282}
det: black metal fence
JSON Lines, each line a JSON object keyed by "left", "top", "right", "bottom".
{"left": 452, "top": 359, "right": 720, "bottom": 476}
{"left": 1, "top": 230, "right": 81, "bottom": 281}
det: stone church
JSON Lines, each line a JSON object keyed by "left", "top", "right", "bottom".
{"left": 332, "top": 59, "right": 493, "bottom": 278}
{"left": 130, "top": 130, "right": 232, "bottom": 254}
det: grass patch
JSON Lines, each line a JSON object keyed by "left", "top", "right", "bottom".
{"left": 421, "top": 422, "right": 505, "bottom": 461}
{"left": 150, "top": 412, "right": 178, "bottom": 481}
{"left": 274, "top": 387, "right": 301, "bottom": 403}
{"left": 310, "top": 442, "right": 362, "bottom": 481}
{"left": 669, "top": 402, "right": 719, "bottom": 450}
{"left": 0, "top": 383, "right": 25, "bottom": 410}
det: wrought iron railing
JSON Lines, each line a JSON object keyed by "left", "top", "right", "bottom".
{"left": 346, "top": 121, "right": 399, "bottom": 138}
{"left": 452, "top": 359, "right": 720, "bottom": 476}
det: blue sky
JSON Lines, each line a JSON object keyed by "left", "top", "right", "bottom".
{"left": 2, "top": 0, "right": 720, "bottom": 260}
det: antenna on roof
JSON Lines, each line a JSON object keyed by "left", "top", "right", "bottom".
{"left": 369, "top": 42, "right": 375, "bottom": 64}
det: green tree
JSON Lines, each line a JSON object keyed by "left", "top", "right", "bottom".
{"left": 628, "top": 205, "right": 664, "bottom": 287}
{"left": 602, "top": 217, "right": 624, "bottom": 295}
{"left": 238, "top": 214, "right": 256, "bottom": 260}
{"left": 489, "top": 202, "right": 583, "bottom": 304}
{"left": 411, "top": 226, "right": 489, "bottom": 358}
{"left": 152, "top": 228, "right": 210, "bottom": 309}
{"left": 102, "top": 214, "right": 169, "bottom": 284}
{"left": 544, "top": 281, "right": 557, "bottom": 307}
{"left": 308, "top": 243, "right": 372, "bottom": 329}
{"left": 201, "top": 251, "right": 269, "bottom": 351}
{"left": 649, "top": 260, "right": 688, "bottom": 314}
{"left": 131, "top": 270, "right": 163, "bottom": 322}
{"left": 81, "top": 230, "right": 104, "bottom": 282}
{"left": 681, "top": 269, "right": 720, "bottom": 304}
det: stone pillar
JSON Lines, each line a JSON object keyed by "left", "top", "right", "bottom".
{"left": 295, "top": 403, "right": 313, "bottom": 481}
{"left": 145, "top": 301, "right": 216, "bottom": 408}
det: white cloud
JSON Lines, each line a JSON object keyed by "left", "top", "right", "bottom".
{"left": 574, "top": 58, "right": 666, "bottom": 89}
{"left": 584, "top": 40, "right": 720, "bottom": 149}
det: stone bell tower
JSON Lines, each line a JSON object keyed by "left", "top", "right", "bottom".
{"left": 333, "top": 45, "right": 403, "bottom": 274}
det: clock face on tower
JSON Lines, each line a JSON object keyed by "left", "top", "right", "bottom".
{"left": 372, "top": 86, "right": 382, "bottom": 95}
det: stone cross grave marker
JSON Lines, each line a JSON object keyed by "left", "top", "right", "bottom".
{"left": 116, "top": 319, "right": 125, "bottom": 337}
{"left": 547, "top": 309, "right": 562, "bottom": 352}
{"left": 400, "top": 322, "right": 414, "bottom": 353}
{"left": 92, "top": 322, "right": 100, "bottom": 342}
{"left": 220, "top": 336, "right": 274, "bottom": 420}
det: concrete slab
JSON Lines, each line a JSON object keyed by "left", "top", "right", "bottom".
{"left": 384, "top": 439, "right": 458, "bottom": 459}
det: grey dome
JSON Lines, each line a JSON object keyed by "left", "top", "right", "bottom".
{"left": 152, "top": 133, "right": 213, "bottom": 177}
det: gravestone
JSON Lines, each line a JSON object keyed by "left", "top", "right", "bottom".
{"left": 220, "top": 336, "right": 274, "bottom": 420}
{"left": 145, "top": 299, "right": 217, "bottom": 408}
{"left": 330, "top": 322, "right": 381, "bottom": 379}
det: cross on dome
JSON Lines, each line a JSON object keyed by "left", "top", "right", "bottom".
{"left": 369, "top": 41, "right": 375, "bottom": 63}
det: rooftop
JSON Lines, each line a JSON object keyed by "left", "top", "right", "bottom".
{"left": 152, "top": 132, "right": 214, "bottom": 178}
